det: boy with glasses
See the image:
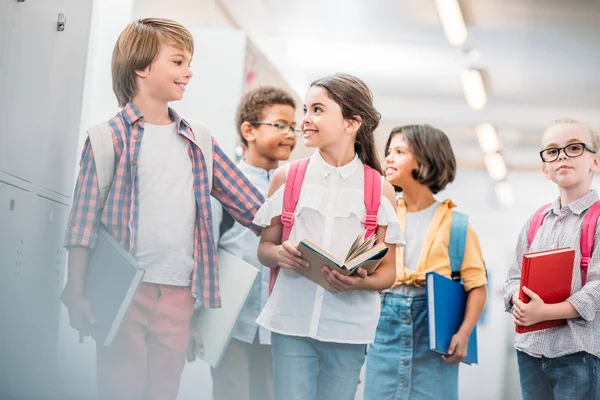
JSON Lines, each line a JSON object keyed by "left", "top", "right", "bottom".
{"left": 201, "top": 86, "right": 297, "bottom": 400}
{"left": 504, "top": 118, "right": 600, "bottom": 400}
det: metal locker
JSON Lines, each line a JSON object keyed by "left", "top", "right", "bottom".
{"left": 37, "top": 0, "right": 93, "bottom": 197}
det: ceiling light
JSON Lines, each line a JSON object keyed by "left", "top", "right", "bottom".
{"left": 461, "top": 69, "right": 487, "bottom": 110}
{"left": 495, "top": 180, "right": 514, "bottom": 206}
{"left": 484, "top": 152, "right": 507, "bottom": 181}
{"left": 476, "top": 123, "right": 500, "bottom": 154}
{"left": 434, "top": 0, "right": 468, "bottom": 46}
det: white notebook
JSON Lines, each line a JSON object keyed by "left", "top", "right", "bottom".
{"left": 190, "top": 248, "right": 259, "bottom": 368}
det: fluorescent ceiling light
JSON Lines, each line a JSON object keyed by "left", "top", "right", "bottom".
{"left": 484, "top": 152, "right": 507, "bottom": 181}
{"left": 461, "top": 69, "right": 487, "bottom": 110}
{"left": 476, "top": 123, "right": 500, "bottom": 154}
{"left": 495, "top": 180, "right": 514, "bottom": 206}
{"left": 434, "top": 0, "right": 468, "bottom": 46}
{"left": 283, "top": 39, "right": 438, "bottom": 76}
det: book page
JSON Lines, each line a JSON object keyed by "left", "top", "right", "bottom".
{"left": 344, "top": 228, "right": 367, "bottom": 261}
{"left": 346, "top": 232, "right": 378, "bottom": 263}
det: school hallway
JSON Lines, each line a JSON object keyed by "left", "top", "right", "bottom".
{"left": 1, "top": 0, "right": 598, "bottom": 399}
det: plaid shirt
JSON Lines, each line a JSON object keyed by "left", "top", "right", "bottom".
{"left": 64, "top": 103, "right": 264, "bottom": 308}
{"left": 504, "top": 189, "right": 600, "bottom": 359}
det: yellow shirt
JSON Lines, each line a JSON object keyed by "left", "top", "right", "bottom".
{"left": 393, "top": 198, "right": 487, "bottom": 291}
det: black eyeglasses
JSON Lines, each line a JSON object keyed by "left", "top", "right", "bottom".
{"left": 249, "top": 122, "right": 301, "bottom": 136}
{"left": 539, "top": 142, "right": 596, "bottom": 163}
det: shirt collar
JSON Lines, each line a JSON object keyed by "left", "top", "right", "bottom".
{"left": 310, "top": 149, "right": 361, "bottom": 179}
{"left": 238, "top": 159, "right": 278, "bottom": 180}
{"left": 549, "top": 189, "right": 599, "bottom": 216}
{"left": 122, "top": 102, "right": 189, "bottom": 135}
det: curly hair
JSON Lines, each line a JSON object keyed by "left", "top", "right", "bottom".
{"left": 235, "top": 86, "right": 296, "bottom": 146}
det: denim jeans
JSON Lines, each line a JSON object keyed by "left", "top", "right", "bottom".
{"left": 364, "top": 293, "right": 458, "bottom": 400}
{"left": 271, "top": 332, "right": 366, "bottom": 400}
{"left": 517, "top": 350, "right": 600, "bottom": 400}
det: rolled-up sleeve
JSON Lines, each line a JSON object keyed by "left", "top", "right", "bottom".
{"left": 64, "top": 138, "right": 103, "bottom": 249}
{"left": 567, "top": 219, "right": 600, "bottom": 322}
{"left": 210, "top": 138, "right": 264, "bottom": 236}
{"left": 503, "top": 220, "right": 530, "bottom": 312}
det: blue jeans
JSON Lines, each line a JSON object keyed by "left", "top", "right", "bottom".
{"left": 364, "top": 293, "right": 458, "bottom": 400}
{"left": 271, "top": 332, "right": 366, "bottom": 400}
{"left": 517, "top": 350, "right": 600, "bottom": 400}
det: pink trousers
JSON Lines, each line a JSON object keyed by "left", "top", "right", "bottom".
{"left": 96, "top": 283, "right": 194, "bottom": 400}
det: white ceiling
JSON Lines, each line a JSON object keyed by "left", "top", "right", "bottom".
{"left": 220, "top": 0, "right": 600, "bottom": 169}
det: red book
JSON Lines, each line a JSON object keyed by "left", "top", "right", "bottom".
{"left": 516, "top": 248, "right": 575, "bottom": 334}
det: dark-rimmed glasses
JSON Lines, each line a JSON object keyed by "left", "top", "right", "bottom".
{"left": 249, "top": 122, "right": 301, "bottom": 136}
{"left": 539, "top": 142, "right": 596, "bottom": 163}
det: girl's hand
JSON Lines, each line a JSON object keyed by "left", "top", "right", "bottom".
{"left": 322, "top": 267, "right": 368, "bottom": 292}
{"left": 277, "top": 241, "right": 309, "bottom": 270}
{"left": 443, "top": 331, "right": 469, "bottom": 364}
{"left": 513, "top": 286, "right": 548, "bottom": 326}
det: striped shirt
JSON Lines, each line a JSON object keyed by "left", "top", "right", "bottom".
{"left": 504, "top": 189, "right": 600, "bottom": 359}
{"left": 64, "top": 103, "right": 264, "bottom": 308}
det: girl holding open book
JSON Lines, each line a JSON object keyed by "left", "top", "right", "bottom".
{"left": 254, "top": 73, "right": 405, "bottom": 400}
{"left": 363, "top": 125, "right": 488, "bottom": 400}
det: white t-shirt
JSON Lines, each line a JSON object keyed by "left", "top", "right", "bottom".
{"left": 253, "top": 150, "right": 405, "bottom": 344}
{"left": 389, "top": 200, "right": 440, "bottom": 296}
{"left": 135, "top": 122, "right": 196, "bottom": 286}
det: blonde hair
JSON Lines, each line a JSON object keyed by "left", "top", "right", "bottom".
{"left": 549, "top": 118, "right": 600, "bottom": 152}
{"left": 112, "top": 18, "right": 194, "bottom": 107}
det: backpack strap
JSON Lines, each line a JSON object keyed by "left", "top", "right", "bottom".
{"left": 449, "top": 211, "right": 468, "bottom": 282}
{"left": 186, "top": 119, "right": 213, "bottom": 192}
{"left": 363, "top": 165, "right": 381, "bottom": 239}
{"left": 580, "top": 201, "right": 600, "bottom": 286}
{"left": 269, "top": 158, "right": 310, "bottom": 294}
{"left": 527, "top": 204, "right": 551, "bottom": 247}
{"left": 86, "top": 122, "right": 115, "bottom": 208}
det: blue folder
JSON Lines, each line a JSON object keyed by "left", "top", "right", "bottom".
{"left": 425, "top": 271, "right": 478, "bottom": 365}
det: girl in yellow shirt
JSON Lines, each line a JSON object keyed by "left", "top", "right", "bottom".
{"left": 363, "top": 124, "right": 488, "bottom": 400}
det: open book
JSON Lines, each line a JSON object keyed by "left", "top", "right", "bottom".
{"left": 296, "top": 229, "right": 388, "bottom": 292}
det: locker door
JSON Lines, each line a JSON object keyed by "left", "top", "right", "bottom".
{"left": 0, "top": 0, "right": 92, "bottom": 190}
{"left": 0, "top": 1, "right": 53, "bottom": 182}
{"left": 0, "top": 181, "right": 35, "bottom": 394}
{"left": 38, "top": 0, "right": 93, "bottom": 197}
{"left": 8, "top": 195, "right": 70, "bottom": 393}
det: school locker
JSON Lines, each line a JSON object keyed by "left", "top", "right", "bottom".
{"left": 0, "top": 0, "right": 92, "bottom": 197}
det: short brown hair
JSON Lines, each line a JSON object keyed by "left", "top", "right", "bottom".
{"left": 385, "top": 125, "right": 456, "bottom": 194}
{"left": 235, "top": 86, "right": 296, "bottom": 146}
{"left": 112, "top": 18, "right": 194, "bottom": 107}
{"left": 310, "top": 73, "right": 382, "bottom": 174}
{"left": 547, "top": 118, "right": 600, "bottom": 152}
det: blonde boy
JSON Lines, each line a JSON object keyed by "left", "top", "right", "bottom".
{"left": 64, "top": 18, "right": 264, "bottom": 400}
{"left": 504, "top": 119, "right": 600, "bottom": 400}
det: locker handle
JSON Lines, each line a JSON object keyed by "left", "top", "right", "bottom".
{"left": 57, "top": 13, "right": 66, "bottom": 31}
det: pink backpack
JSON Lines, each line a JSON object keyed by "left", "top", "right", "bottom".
{"left": 269, "top": 158, "right": 382, "bottom": 294}
{"left": 528, "top": 201, "right": 600, "bottom": 286}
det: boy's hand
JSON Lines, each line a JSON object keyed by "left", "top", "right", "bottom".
{"left": 277, "top": 241, "right": 309, "bottom": 270}
{"left": 322, "top": 267, "right": 368, "bottom": 292}
{"left": 443, "top": 331, "right": 469, "bottom": 364}
{"left": 513, "top": 286, "right": 548, "bottom": 326}
{"left": 67, "top": 294, "right": 95, "bottom": 337}
{"left": 187, "top": 326, "right": 204, "bottom": 362}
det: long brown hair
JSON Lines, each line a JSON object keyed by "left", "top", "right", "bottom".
{"left": 310, "top": 73, "right": 382, "bottom": 174}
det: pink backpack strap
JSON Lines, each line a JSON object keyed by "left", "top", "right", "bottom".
{"left": 580, "top": 201, "right": 600, "bottom": 286}
{"left": 527, "top": 204, "right": 551, "bottom": 247}
{"left": 268, "top": 158, "right": 310, "bottom": 294}
{"left": 363, "top": 165, "right": 381, "bottom": 239}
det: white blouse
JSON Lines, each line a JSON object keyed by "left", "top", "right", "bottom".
{"left": 254, "top": 150, "right": 405, "bottom": 344}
